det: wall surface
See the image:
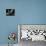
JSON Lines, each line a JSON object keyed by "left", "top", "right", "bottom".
{"left": 0, "top": 0, "right": 46, "bottom": 45}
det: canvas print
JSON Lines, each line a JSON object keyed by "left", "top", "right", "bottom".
{"left": 6, "top": 9, "right": 15, "bottom": 16}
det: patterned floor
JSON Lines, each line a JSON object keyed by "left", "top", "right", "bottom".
{"left": 19, "top": 40, "right": 46, "bottom": 46}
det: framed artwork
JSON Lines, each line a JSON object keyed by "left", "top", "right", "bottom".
{"left": 6, "top": 9, "right": 15, "bottom": 16}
